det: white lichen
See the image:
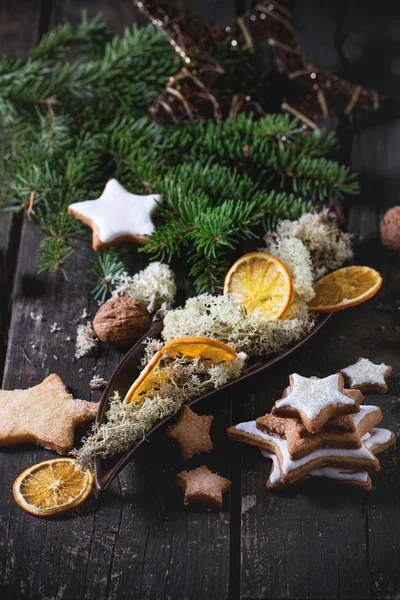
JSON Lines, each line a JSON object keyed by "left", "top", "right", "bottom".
{"left": 162, "top": 294, "right": 313, "bottom": 357}
{"left": 110, "top": 262, "right": 176, "bottom": 313}
{"left": 75, "top": 322, "right": 98, "bottom": 359}
{"left": 140, "top": 337, "right": 164, "bottom": 367}
{"left": 262, "top": 236, "right": 315, "bottom": 304}
{"left": 74, "top": 352, "right": 245, "bottom": 466}
{"left": 270, "top": 211, "right": 353, "bottom": 280}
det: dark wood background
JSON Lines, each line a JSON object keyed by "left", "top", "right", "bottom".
{"left": 1, "top": 2, "right": 400, "bottom": 599}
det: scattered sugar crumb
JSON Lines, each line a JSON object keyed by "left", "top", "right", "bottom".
{"left": 50, "top": 322, "right": 62, "bottom": 333}
{"left": 30, "top": 312, "right": 43, "bottom": 321}
{"left": 75, "top": 322, "right": 98, "bottom": 359}
{"left": 66, "top": 336, "right": 71, "bottom": 341}
{"left": 53, "top": 355, "right": 58, "bottom": 360}
{"left": 79, "top": 308, "right": 90, "bottom": 319}
{"left": 89, "top": 375, "right": 108, "bottom": 390}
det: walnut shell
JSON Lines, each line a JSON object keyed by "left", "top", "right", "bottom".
{"left": 380, "top": 206, "right": 400, "bottom": 251}
{"left": 93, "top": 297, "right": 152, "bottom": 348}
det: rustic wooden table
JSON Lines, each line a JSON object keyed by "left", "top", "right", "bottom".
{"left": 1, "top": 2, "right": 400, "bottom": 599}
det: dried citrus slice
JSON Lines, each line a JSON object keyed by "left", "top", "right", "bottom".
{"left": 125, "top": 337, "right": 237, "bottom": 404}
{"left": 223, "top": 251, "right": 293, "bottom": 321}
{"left": 13, "top": 458, "right": 93, "bottom": 517}
{"left": 308, "top": 266, "right": 382, "bottom": 312}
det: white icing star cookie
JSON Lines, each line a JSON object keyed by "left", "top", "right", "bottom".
{"left": 340, "top": 357, "right": 392, "bottom": 392}
{"left": 227, "top": 419, "right": 378, "bottom": 484}
{"left": 68, "top": 179, "right": 162, "bottom": 251}
{"left": 262, "top": 450, "right": 371, "bottom": 490}
{"left": 272, "top": 373, "right": 360, "bottom": 433}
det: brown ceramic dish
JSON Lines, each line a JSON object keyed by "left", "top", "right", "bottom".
{"left": 94, "top": 313, "right": 333, "bottom": 491}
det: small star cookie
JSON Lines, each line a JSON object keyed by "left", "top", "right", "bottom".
{"left": 176, "top": 465, "right": 231, "bottom": 509}
{"left": 340, "top": 357, "right": 392, "bottom": 392}
{"left": 272, "top": 373, "right": 359, "bottom": 433}
{"left": 68, "top": 179, "right": 161, "bottom": 251}
{"left": 167, "top": 405, "right": 213, "bottom": 461}
{"left": 0, "top": 374, "right": 98, "bottom": 454}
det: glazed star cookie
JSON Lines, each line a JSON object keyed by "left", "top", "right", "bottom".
{"left": 362, "top": 428, "right": 396, "bottom": 455}
{"left": 340, "top": 357, "right": 392, "bottom": 392}
{"left": 68, "top": 179, "right": 162, "bottom": 251}
{"left": 256, "top": 405, "right": 382, "bottom": 460}
{"left": 166, "top": 405, "right": 213, "bottom": 462}
{"left": 176, "top": 465, "right": 231, "bottom": 509}
{"left": 278, "top": 383, "right": 365, "bottom": 433}
{"left": 227, "top": 420, "right": 379, "bottom": 483}
{"left": 262, "top": 451, "right": 372, "bottom": 491}
{"left": 272, "top": 373, "right": 359, "bottom": 433}
{"left": 0, "top": 374, "right": 98, "bottom": 454}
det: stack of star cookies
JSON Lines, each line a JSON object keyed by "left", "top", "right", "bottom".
{"left": 227, "top": 358, "right": 395, "bottom": 491}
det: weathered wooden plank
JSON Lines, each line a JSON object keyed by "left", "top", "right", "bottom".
{"left": 238, "top": 246, "right": 399, "bottom": 600}
{"left": 0, "top": 0, "right": 42, "bottom": 56}
{"left": 0, "top": 214, "right": 15, "bottom": 379}
{"left": 238, "top": 110, "right": 400, "bottom": 599}
{"left": 1, "top": 230, "right": 232, "bottom": 599}
{"left": 0, "top": 0, "right": 45, "bottom": 378}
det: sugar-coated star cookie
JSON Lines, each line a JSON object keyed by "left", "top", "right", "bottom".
{"left": 68, "top": 179, "right": 161, "bottom": 251}
{"left": 167, "top": 405, "right": 213, "bottom": 462}
{"left": 0, "top": 374, "right": 98, "bottom": 454}
{"left": 272, "top": 373, "right": 359, "bottom": 433}
{"left": 340, "top": 357, "right": 392, "bottom": 392}
{"left": 176, "top": 465, "right": 231, "bottom": 509}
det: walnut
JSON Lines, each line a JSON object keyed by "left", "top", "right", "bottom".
{"left": 93, "top": 297, "right": 152, "bottom": 348}
{"left": 380, "top": 206, "right": 400, "bottom": 251}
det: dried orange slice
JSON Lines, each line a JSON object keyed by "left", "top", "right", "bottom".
{"left": 308, "top": 266, "right": 382, "bottom": 312}
{"left": 223, "top": 252, "right": 293, "bottom": 321}
{"left": 125, "top": 337, "right": 237, "bottom": 404}
{"left": 13, "top": 458, "right": 93, "bottom": 517}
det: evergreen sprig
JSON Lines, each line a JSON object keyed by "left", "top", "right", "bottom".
{"left": 0, "top": 12, "right": 359, "bottom": 295}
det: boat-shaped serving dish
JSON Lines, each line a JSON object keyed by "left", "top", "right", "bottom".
{"left": 94, "top": 313, "right": 332, "bottom": 491}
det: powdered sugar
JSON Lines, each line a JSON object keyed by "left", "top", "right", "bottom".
{"left": 276, "top": 373, "right": 355, "bottom": 420}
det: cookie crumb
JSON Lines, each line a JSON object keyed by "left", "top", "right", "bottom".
{"left": 89, "top": 375, "right": 108, "bottom": 390}
{"left": 30, "top": 312, "right": 43, "bottom": 321}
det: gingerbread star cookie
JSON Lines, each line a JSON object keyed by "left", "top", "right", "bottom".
{"left": 272, "top": 373, "right": 359, "bottom": 433}
{"left": 176, "top": 465, "right": 231, "bottom": 509}
{"left": 257, "top": 405, "right": 382, "bottom": 460}
{"left": 68, "top": 179, "right": 161, "bottom": 251}
{"left": 167, "top": 405, "right": 213, "bottom": 461}
{"left": 262, "top": 450, "right": 372, "bottom": 491}
{"left": 227, "top": 420, "right": 379, "bottom": 484}
{"left": 340, "top": 357, "right": 392, "bottom": 392}
{"left": 0, "top": 374, "right": 98, "bottom": 454}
